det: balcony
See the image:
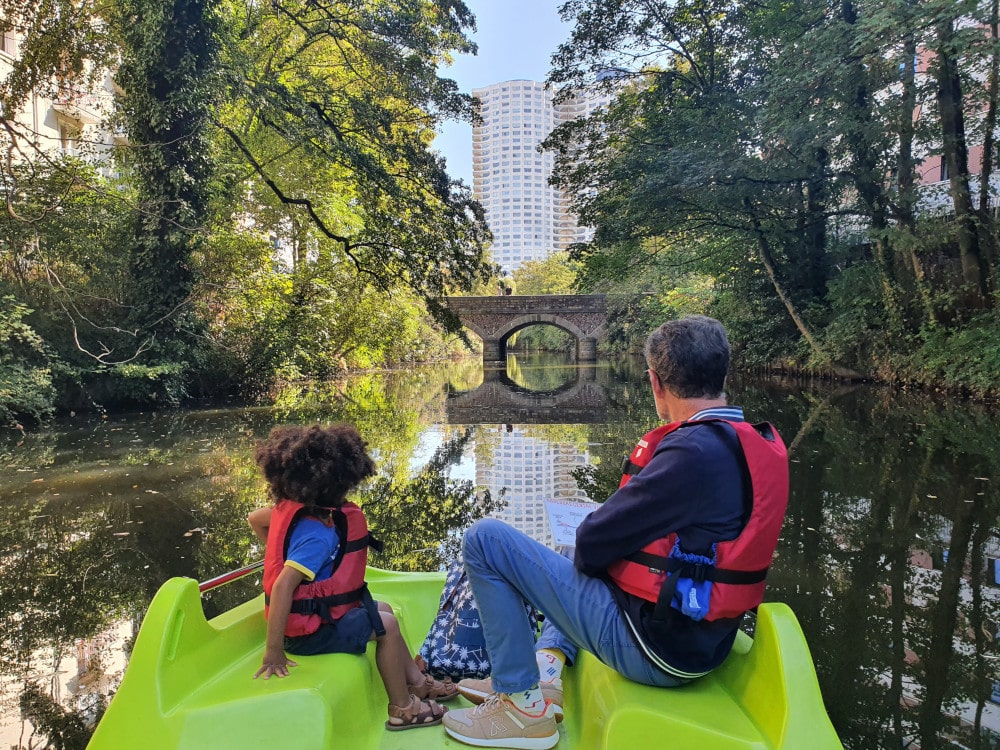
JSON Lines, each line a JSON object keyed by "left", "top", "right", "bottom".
{"left": 52, "top": 90, "right": 103, "bottom": 125}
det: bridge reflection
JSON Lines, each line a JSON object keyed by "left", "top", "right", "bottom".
{"left": 446, "top": 365, "right": 608, "bottom": 424}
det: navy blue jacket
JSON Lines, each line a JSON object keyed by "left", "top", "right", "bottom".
{"left": 575, "top": 410, "right": 749, "bottom": 678}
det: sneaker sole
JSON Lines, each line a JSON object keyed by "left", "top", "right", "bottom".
{"left": 455, "top": 685, "right": 564, "bottom": 723}
{"left": 444, "top": 723, "right": 559, "bottom": 750}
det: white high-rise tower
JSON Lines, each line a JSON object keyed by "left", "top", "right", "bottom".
{"left": 472, "top": 80, "right": 614, "bottom": 274}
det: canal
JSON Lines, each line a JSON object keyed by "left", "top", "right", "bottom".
{"left": 1, "top": 353, "right": 998, "bottom": 749}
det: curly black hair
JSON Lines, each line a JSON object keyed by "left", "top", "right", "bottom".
{"left": 254, "top": 424, "right": 376, "bottom": 509}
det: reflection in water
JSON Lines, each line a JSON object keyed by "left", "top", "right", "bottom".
{"left": 1, "top": 359, "right": 999, "bottom": 748}
{"left": 475, "top": 424, "right": 592, "bottom": 547}
{"left": 448, "top": 353, "right": 607, "bottom": 424}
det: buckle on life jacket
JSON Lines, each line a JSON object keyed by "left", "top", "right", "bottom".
{"left": 620, "top": 455, "right": 642, "bottom": 476}
{"left": 689, "top": 561, "right": 710, "bottom": 583}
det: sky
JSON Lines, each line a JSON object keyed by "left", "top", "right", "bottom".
{"left": 433, "top": 0, "right": 573, "bottom": 185}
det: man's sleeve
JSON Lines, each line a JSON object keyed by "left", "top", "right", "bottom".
{"left": 574, "top": 437, "right": 706, "bottom": 575}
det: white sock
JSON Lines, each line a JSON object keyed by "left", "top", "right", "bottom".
{"left": 508, "top": 686, "right": 546, "bottom": 715}
{"left": 536, "top": 650, "right": 564, "bottom": 682}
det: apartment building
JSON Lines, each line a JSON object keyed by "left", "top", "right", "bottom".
{"left": 0, "top": 28, "right": 118, "bottom": 167}
{"left": 472, "top": 79, "right": 614, "bottom": 274}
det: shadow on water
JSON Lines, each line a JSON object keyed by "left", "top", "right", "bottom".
{"left": 1, "top": 355, "right": 998, "bottom": 749}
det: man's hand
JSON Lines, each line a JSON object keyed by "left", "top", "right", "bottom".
{"left": 254, "top": 648, "right": 298, "bottom": 679}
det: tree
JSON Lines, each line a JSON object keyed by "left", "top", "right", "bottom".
{"left": 511, "top": 251, "right": 580, "bottom": 296}
{"left": 0, "top": 296, "right": 56, "bottom": 426}
{"left": 547, "top": 0, "right": 840, "bottom": 365}
{"left": 214, "top": 0, "right": 493, "bottom": 313}
{"left": 0, "top": 0, "right": 497, "bottom": 414}
{"left": 508, "top": 252, "right": 580, "bottom": 351}
{"left": 112, "top": 0, "right": 222, "bottom": 339}
{"left": 547, "top": 0, "right": 1000, "bottom": 380}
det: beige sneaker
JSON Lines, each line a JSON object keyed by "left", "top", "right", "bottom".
{"left": 443, "top": 693, "right": 559, "bottom": 749}
{"left": 456, "top": 677, "right": 564, "bottom": 722}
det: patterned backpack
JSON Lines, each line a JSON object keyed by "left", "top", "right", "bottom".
{"left": 419, "top": 556, "right": 538, "bottom": 681}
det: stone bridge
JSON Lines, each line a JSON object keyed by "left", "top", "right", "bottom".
{"left": 443, "top": 295, "right": 607, "bottom": 363}
{"left": 446, "top": 365, "right": 607, "bottom": 424}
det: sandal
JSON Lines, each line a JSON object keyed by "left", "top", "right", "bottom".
{"left": 385, "top": 694, "right": 447, "bottom": 731}
{"left": 408, "top": 672, "right": 459, "bottom": 702}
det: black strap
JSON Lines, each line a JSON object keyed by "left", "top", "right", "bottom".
{"left": 620, "top": 456, "right": 642, "bottom": 476}
{"left": 629, "top": 548, "right": 768, "bottom": 621}
{"left": 273, "top": 583, "right": 386, "bottom": 637}
{"left": 361, "top": 585, "right": 386, "bottom": 638}
{"left": 366, "top": 533, "right": 385, "bottom": 554}
{"left": 343, "top": 533, "right": 385, "bottom": 554}
{"left": 267, "top": 584, "right": 367, "bottom": 613}
{"left": 626, "top": 550, "right": 768, "bottom": 585}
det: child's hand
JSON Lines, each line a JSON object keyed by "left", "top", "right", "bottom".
{"left": 254, "top": 650, "right": 298, "bottom": 679}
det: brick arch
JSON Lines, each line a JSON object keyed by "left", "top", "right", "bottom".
{"left": 443, "top": 294, "right": 607, "bottom": 363}
{"left": 498, "top": 314, "right": 589, "bottom": 343}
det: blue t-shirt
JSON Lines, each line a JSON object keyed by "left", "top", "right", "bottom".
{"left": 285, "top": 517, "right": 341, "bottom": 582}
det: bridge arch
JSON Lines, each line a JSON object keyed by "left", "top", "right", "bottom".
{"left": 446, "top": 364, "right": 607, "bottom": 424}
{"left": 444, "top": 295, "right": 607, "bottom": 363}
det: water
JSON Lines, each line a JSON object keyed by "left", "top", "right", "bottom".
{"left": 2, "top": 354, "right": 999, "bottom": 749}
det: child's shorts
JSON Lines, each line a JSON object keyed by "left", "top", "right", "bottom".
{"left": 283, "top": 605, "right": 376, "bottom": 656}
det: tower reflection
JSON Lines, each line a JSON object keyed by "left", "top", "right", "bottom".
{"left": 446, "top": 362, "right": 607, "bottom": 546}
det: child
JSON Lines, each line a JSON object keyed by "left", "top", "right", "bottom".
{"left": 249, "top": 424, "right": 457, "bottom": 731}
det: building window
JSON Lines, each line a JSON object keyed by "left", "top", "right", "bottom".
{"left": 59, "top": 120, "right": 80, "bottom": 156}
{"left": 0, "top": 22, "right": 14, "bottom": 56}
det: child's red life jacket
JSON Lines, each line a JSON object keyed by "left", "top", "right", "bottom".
{"left": 607, "top": 419, "right": 789, "bottom": 621}
{"left": 263, "top": 499, "right": 381, "bottom": 638}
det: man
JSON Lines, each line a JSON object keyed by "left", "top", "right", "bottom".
{"left": 441, "top": 315, "right": 790, "bottom": 750}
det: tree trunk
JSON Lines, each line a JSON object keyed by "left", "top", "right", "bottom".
{"left": 840, "top": 0, "right": 905, "bottom": 329}
{"left": 977, "top": 0, "right": 1000, "bottom": 288}
{"left": 934, "top": 19, "right": 990, "bottom": 309}
{"left": 742, "top": 198, "right": 856, "bottom": 373}
{"left": 897, "top": 29, "right": 937, "bottom": 327}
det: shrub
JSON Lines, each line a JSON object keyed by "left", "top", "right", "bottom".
{"left": 0, "top": 296, "right": 58, "bottom": 427}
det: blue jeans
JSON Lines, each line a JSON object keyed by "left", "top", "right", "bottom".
{"left": 462, "top": 518, "right": 688, "bottom": 694}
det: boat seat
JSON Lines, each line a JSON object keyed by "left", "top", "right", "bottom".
{"left": 87, "top": 570, "right": 841, "bottom": 750}
{"left": 567, "top": 646, "right": 769, "bottom": 750}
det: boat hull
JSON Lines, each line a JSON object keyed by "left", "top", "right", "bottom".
{"left": 88, "top": 567, "right": 842, "bottom": 749}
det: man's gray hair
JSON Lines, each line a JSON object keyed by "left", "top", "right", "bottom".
{"left": 644, "top": 315, "right": 730, "bottom": 399}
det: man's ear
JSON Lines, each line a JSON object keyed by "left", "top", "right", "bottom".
{"left": 649, "top": 369, "right": 665, "bottom": 398}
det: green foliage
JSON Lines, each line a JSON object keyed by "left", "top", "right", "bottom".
{"left": 0, "top": 161, "right": 137, "bottom": 373}
{"left": 512, "top": 252, "right": 581, "bottom": 295}
{"left": 198, "top": 240, "right": 468, "bottom": 396}
{"left": 571, "top": 463, "right": 617, "bottom": 505}
{"left": 821, "top": 262, "right": 897, "bottom": 374}
{"left": 107, "top": 362, "right": 189, "bottom": 408}
{"left": 896, "top": 312, "right": 1000, "bottom": 398}
{"left": 0, "top": 0, "right": 116, "bottom": 113}
{"left": 214, "top": 0, "right": 493, "bottom": 316}
{"left": 710, "top": 265, "right": 800, "bottom": 369}
{"left": 601, "top": 293, "right": 668, "bottom": 355}
{"left": 0, "top": 296, "right": 57, "bottom": 427}
{"left": 507, "top": 252, "right": 580, "bottom": 351}
{"left": 19, "top": 681, "right": 99, "bottom": 750}
{"left": 113, "top": 0, "right": 222, "bottom": 336}
{"left": 0, "top": 0, "right": 496, "bottom": 418}
{"left": 548, "top": 0, "right": 1000, "bottom": 382}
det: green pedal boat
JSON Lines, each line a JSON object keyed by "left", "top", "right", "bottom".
{"left": 88, "top": 566, "right": 843, "bottom": 749}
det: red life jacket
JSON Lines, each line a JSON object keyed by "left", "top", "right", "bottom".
{"left": 607, "top": 418, "right": 788, "bottom": 621}
{"left": 263, "top": 499, "right": 381, "bottom": 638}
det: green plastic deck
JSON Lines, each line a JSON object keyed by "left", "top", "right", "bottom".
{"left": 88, "top": 567, "right": 842, "bottom": 749}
